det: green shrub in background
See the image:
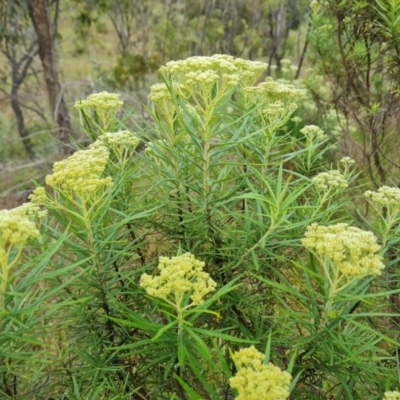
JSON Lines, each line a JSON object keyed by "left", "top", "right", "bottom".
{"left": 307, "top": 0, "right": 400, "bottom": 187}
{"left": 1, "top": 55, "right": 400, "bottom": 399}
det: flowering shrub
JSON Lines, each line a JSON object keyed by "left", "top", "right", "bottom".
{"left": 1, "top": 56, "right": 399, "bottom": 399}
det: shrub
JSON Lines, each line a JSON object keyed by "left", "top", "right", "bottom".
{"left": 1, "top": 55, "right": 399, "bottom": 399}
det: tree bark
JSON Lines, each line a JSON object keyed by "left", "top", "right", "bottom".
{"left": 5, "top": 38, "right": 39, "bottom": 159}
{"left": 27, "top": 0, "right": 72, "bottom": 154}
{"left": 10, "top": 89, "right": 36, "bottom": 159}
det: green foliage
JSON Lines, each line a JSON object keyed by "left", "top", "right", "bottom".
{"left": 111, "top": 53, "right": 160, "bottom": 89}
{"left": 1, "top": 56, "right": 400, "bottom": 399}
{"left": 307, "top": 0, "right": 400, "bottom": 186}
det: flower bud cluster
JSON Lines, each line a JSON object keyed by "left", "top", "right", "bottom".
{"left": 310, "top": 0, "right": 323, "bottom": 13}
{"left": 147, "top": 83, "right": 172, "bottom": 103}
{"left": 148, "top": 55, "right": 307, "bottom": 137}
{"left": 15, "top": 201, "right": 47, "bottom": 220}
{"left": 300, "top": 125, "right": 326, "bottom": 141}
{"left": 262, "top": 101, "right": 285, "bottom": 116}
{"left": 312, "top": 170, "right": 348, "bottom": 191}
{"left": 29, "top": 187, "right": 47, "bottom": 206}
{"left": 140, "top": 253, "right": 216, "bottom": 306}
{"left": 27, "top": 188, "right": 49, "bottom": 219}
{"left": 159, "top": 54, "right": 267, "bottom": 87}
{"left": 46, "top": 145, "right": 112, "bottom": 195}
{"left": 94, "top": 130, "right": 140, "bottom": 150}
{"left": 243, "top": 77, "right": 306, "bottom": 126}
{"left": 0, "top": 205, "right": 40, "bottom": 259}
{"left": 185, "top": 70, "right": 220, "bottom": 86}
{"left": 280, "top": 58, "right": 292, "bottom": 67}
{"left": 383, "top": 391, "right": 400, "bottom": 400}
{"left": 244, "top": 77, "right": 306, "bottom": 103}
{"left": 339, "top": 157, "right": 355, "bottom": 167}
{"left": 364, "top": 186, "right": 400, "bottom": 208}
{"left": 74, "top": 91, "right": 124, "bottom": 128}
{"left": 229, "top": 346, "right": 292, "bottom": 400}
{"left": 148, "top": 55, "right": 268, "bottom": 110}
{"left": 74, "top": 91, "right": 123, "bottom": 112}
{"left": 302, "top": 223, "right": 384, "bottom": 278}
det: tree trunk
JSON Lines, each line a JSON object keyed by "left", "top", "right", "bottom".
{"left": 10, "top": 89, "right": 36, "bottom": 159}
{"left": 27, "top": 0, "right": 72, "bottom": 154}
{"left": 6, "top": 37, "right": 38, "bottom": 159}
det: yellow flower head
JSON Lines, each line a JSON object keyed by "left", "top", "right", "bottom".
{"left": 262, "top": 101, "right": 285, "bottom": 116}
{"left": 29, "top": 187, "right": 47, "bottom": 206}
{"left": 383, "top": 391, "right": 400, "bottom": 400}
{"left": 149, "top": 55, "right": 268, "bottom": 108}
{"left": 243, "top": 77, "right": 306, "bottom": 126}
{"left": 229, "top": 346, "right": 292, "bottom": 400}
{"left": 159, "top": 54, "right": 267, "bottom": 88}
{"left": 300, "top": 125, "right": 326, "bottom": 141}
{"left": 94, "top": 130, "right": 141, "bottom": 150}
{"left": 148, "top": 83, "right": 172, "bottom": 103}
{"left": 339, "top": 156, "right": 355, "bottom": 167}
{"left": 74, "top": 91, "right": 123, "bottom": 112}
{"left": 302, "top": 223, "right": 384, "bottom": 278}
{"left": 140, "top": 253, "right": 216, "bottom": 306}
{"left": 364, "top": 186, "right": 400, "bottom": 208}
{"left": 243, "top": 77, "right": 307, "bottom": 104}
{"left": 0, "top": 205, "right": 40, "bottom": 249}
{"left": 149, "top": 55, "right": 306, "bottom": 138}
{"left": 74, "top": 92, "right": 123, "bottom": 128}
{"left": 45, "top": 145, "right": 112, "bottom": 196}
{"left": 312, "top": 170, "right": 348, "bottom": 191}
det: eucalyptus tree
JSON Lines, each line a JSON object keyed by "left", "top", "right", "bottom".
{"left": 0, "top": 0, "right": 72, "bottom": 158}
{"left": 0, "top": 0, "right": 39, "bottom": 158}
{"left": 27, "top": 0, "right": 73, "bottom": 153}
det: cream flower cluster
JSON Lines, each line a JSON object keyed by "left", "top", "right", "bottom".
{"left": 148, "top": 82, "right": 200, "bottom": 103}
{"left": 339, "top": 156, "right": 355, "bottom": 167}
{"left": 302, "top": 223, "right": 384, "bottom": 278}
{"left": 229, "top": 346, "right": 292, "bottom": 400}
{"left": 312, "top": 170, "right": 348, "bottom": 191}
{"left": 148, "top": 83, "right": 173, "bottom": 103}
{"left": 185, "top": 70, "right": 220, "bottom": 86}
{"left": 244, "top": 77, "right": 306, "bottom": 103}
{"left": 94, "top": 130, "right": 140, "bottom": 150}
{"left": 148, "top": 55, "right": 306, "bottom": 135}
{"left": 148, "top": 55, "right": 268, "bottom": 107}
{"left": 140, "top": 253, "right": 216, "bottom": 306}
{"left": 74, "top": 91, "right": 124, "bottom": 128}
{"left": 364, "top": 186, "right": 400, "bottom": 208}
{"left": 243, "top": 77, "right": 306, "bottom": 126}
{"left": 310, "top": 0, "right": 323, "bottom": 13}
{"left": 14, "top": 201, "right": 47, "bottom": 220}
{"left": 383, "top": 391, "right": 400, "bottom": 400}
{"left": 159, "top": 54, "right": 267, "bottom": 87}
{"left": 46, "top": 145, "right": 112, "bottom": 195}
{"left": 262, "top": 101, "right": 285, "bottom": 116}
{"left": 27, "top": 188, "right": 49, "bottom": 220}
{"left": 0, "top": 205, "right": 40, "bottom": 263}
{"left": 29, "top": 187, "right": 47, "bottom": 205}
{"left": 74, "top": 91, "right": 123, "bottom": 112}
{"left": 300, "top": 125, "right": 326, "bottom": 141}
